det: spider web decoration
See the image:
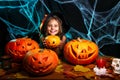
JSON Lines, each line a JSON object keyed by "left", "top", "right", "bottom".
{"left": 55, "top": 0, "right": 120, "bottom": 56}
{"left": 0, "top": 0, "right": 120, "bottom": 56}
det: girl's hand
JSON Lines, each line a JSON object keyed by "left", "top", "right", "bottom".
{"left": 43, "top": 39, "right": 47, "bottom": 47}
{"left": 41, "top": 38, "right": 47, "bottom": 48}
{"left": 77, "top": 37, "right": 81, "bottom": 41}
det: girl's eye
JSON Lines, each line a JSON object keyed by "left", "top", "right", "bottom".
{"left": 55, "top": 25, "right": 58, "bottom": 28}
{"left": 47, "top": 25, "right": 52, "bottom": 28}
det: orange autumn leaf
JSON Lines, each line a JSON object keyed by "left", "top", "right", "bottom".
{"left": 85, "top": 64, "right": 96, "bottom": 69}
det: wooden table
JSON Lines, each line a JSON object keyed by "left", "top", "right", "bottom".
{"left": 0, "top": 56, "right": 120, "bottom": 80}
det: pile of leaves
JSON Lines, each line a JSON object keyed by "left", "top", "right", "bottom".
{"left": 55, "top": 56, "right": 120, "bottom": 79}
{"left": 55, "top": 61, "right": 96, "bottom": 79}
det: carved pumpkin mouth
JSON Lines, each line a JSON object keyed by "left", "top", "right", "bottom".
{"left": 8, "top": 48, "right": 25, "bottom": 60}
{"left": 27, "top": 62, "right": 53, "bottom": 73}
{"left": 71, "top": 45, "right": 96, "bottom": 59}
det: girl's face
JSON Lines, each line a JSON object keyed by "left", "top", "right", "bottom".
{"left": 47, "top": 19, "right": 60, "bottom": 35}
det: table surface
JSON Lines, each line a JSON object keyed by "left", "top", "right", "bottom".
{"left": 0, "top": 56, "right": 120, "bottom": 80}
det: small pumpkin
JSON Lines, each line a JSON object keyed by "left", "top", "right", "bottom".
{"left": 45, "top": 35, "right": 61, "bottom": 48}
{"left": 5, "top": 38, "right": 40, "bottom": 62}
{"left": 23, "top": 49, "right": 59, "bottom": 76}
{"left": 64, "top": 39, "right": 99, "bottom": 65}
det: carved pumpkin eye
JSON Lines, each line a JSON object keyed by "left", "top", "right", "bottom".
{"left": 32, "top": 56, "right": 37, "bottom": 62}
{"left": 64, "top": 39, "right": 99, "bottom": 65}
{"left": 5, "top": 38, "right": 40, "bottom": 63}
{"left": 88, "top": 46, "right": 92, "bottom": 52}
{"left": 23, "top": 49, "right": 59, "bottom": 76}
{"left": 27, "top": 43, "right": 32, "bottom": 46}
{"left": 43, "top": 57, "right": 48, "bottom": 61}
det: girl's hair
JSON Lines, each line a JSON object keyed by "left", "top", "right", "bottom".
{"left": 41, "top": 15, "right": 64, "bottom": 38}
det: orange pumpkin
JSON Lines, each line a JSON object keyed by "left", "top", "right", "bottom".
{"left": 23, "top": 49, "right": 59, "bottom": 76}
{"left": 64, "top": 39, "right": 99, "bottom": 65}
{"left": 45, "top": 35, "right": 61, "bottom": 48}
{"left": 5, "top": 38, "right": 40, "bottom": 62}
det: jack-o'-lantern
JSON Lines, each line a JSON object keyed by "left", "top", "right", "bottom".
{"left": 64, "top": 39, "right": 99, "bottom": 65}
{"left": 5, "top": 38, "right": 40, "bottom": 62}
{"left": 23, "top": 49, "right": 59, "bottom": 76}
{"left": 45, "top": 35, "right": 61, "bottom": 48}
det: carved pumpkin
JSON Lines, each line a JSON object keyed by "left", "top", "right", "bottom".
{"left": 45, "top": 35, "right": 61, "bottom": 48}
{"left": 23, "top": 49, "right": 59, "bottom": 76}
{"left": 64, "top": 39, "right": 99, "bottom": 65}
{"left": 5, "top": 38, "right": 40, "bottom": 62}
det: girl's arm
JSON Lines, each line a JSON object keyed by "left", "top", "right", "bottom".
{"left": 59, "top": 35, "right": 66, "bottom": 50}
{"left": 53, "top": 35, "right": 66, "bottom": 56}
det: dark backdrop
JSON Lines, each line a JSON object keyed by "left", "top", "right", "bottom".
{"left": 0, "top": 0, "right": 120, "bottom": 57}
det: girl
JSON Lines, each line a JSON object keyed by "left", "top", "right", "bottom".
{"left": 40, "top": 14, "right": 67, "bottom": 56}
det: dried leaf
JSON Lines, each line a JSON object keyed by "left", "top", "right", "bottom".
{"left": 77, "top": 72, "right": 85, "bottom": 77}
{"left": 15, "top": 72, "right": 29, "bottom": 78}
{"left": 83, "top": 71, "right": 96, "bottom": 79}
{"left": 58, "top": 59, "right": 62, "bottom": 65}
{"left": 0, "top": 69, "right": 6, "bottom": 76}
{"left": 55, "top": 64, "right": 64, "bottom": 73}
{"left": 74, "top": 65, "right": 91, "bottom": 72}
{"left": 63, "top": 64, "right": 73, "bottom": 71}
{"left": 86, "top": 64, "right": 96, "bottom": 69}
